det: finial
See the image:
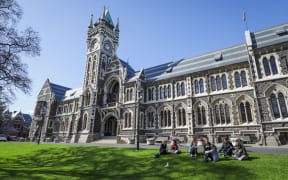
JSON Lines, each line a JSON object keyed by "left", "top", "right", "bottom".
{"left": 101, "top": 6, "right": 106, "bottom": 19}
{"left": 89, "top": 14, "right": 93, "bottom": 28}
{"left": 115, "top": 17, "right": 119, "bottom": 31}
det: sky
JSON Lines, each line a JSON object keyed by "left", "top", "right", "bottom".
{"left": 9, "top": 0, "right": 288, "bottom": 114}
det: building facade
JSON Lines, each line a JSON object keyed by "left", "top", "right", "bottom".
{"left": 29, "top": 9, "right": 288, "bottom": 146}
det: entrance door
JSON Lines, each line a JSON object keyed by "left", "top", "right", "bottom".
{"left": 104, "top": 117, "right": 117, "bottom": 136}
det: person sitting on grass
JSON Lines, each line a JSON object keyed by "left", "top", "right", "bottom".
{"left": 171, "top": 140, "right": 180, "bottom": 154}
{"left": 218, "top": 138, "right": 234, "bottom": 157}
{"left": 189, "top": 140, "right": 198, "bottom": 158}
{"left": 160, "top": 140, "right": 168, "bottom": 155}
{"left": 233, "top": 142, "right": 249, "bottom": 161}
{"left": 204, "top": 142, "right": 219, "bottom": 162}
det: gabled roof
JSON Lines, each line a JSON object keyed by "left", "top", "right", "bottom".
{"left": 143, "top": 44, "right": 248, "bottom": 81}
{"left": 49, "top": 83, "right": 71, "bottom": 100}
{"left": 251, "top": 22, "right": 288, "bottom": 49}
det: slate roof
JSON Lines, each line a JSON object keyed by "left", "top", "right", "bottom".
{"left": 143, "top": 44, "right": 249, "bottom": 82}
{"left": 49, "top": 83, "right": 71, "bottom": 100}
{"left": 251, "top": 22, "right": 288, "bottom": 49}
{"left": 119, "top": 59, "right": 136, "bottom": 79}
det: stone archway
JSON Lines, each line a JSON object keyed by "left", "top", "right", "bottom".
{"left": 104, "top": 116, "right": 118, "bottom": 136}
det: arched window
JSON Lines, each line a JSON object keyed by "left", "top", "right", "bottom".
{"left": 126, "top": 89, "right": 129, "bottom": 102}
{"left": 211, "top": 77, "right": 216, "bottom": 91}
{"left": 216, "top": 75, "right": 222, "bottom": 90}
{"left": 270, "top": 94, "right": 280, "bottom": 118}
{"left": 235, "top": 72, "right": 241, "bottom": 88}
{"left": 222, "top": 75, "right": 227, "bottom": 90}
{"left": 263, "top": 57, "right": 271, "bottom": 76}
{"left": 270, "top": 56, "right": 278, "bottom": 75}
{"left": 152, "top": 88, "right": 156, "bottom": 100}
{"left": 148, "top": 89, "right": 152, "bottom": 101}
{"left": 181, "top": 82, "right": 185, "bottom": 96}
{"left": 241, "top": 71, "right": 247, "bottom": 87}
{"left": 195, "top": 80, "right": 199, "bottom": 94}
{"left": 199, "top": 79, "right": 204, "bottom": 93}
{"left": 178, "top": 109, "right": 182, "bottom": 126}
{"left": 197, "top": 105, "right": 206, "bottom": 126}
{"left": 177, "top": 83, "right": 181, "bottom": 96}
{"left": 278, "top": 93, "right": 288, "bottom": 117}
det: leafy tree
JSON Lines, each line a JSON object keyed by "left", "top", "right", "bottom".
{"left": 0, "top": 0, "right": 40, "bottom": 104}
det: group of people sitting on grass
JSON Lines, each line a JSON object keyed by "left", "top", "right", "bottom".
{"left": 159, "top": 137, "right": 248, "bottom": 162}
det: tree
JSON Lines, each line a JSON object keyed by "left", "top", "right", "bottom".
{"left": 0, "top": 0, "right": 40, "bottom": 104}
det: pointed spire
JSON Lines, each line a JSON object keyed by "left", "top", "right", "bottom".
{"left": 115, "top": 17, "right": 119, "bottom": 31}
{"left": 88, "top": 14, "right": 93, "bottom": 28}
{"left": 101, "top": 6, "right": 106, "bottom": 19}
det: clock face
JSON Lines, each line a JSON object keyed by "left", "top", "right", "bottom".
{"left": 104, "top": 42, "right": 112, "bottom": 52}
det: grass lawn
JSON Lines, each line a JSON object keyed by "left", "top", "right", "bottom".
{"left": 0, "top": 142, "right": 287, "bottom": 180}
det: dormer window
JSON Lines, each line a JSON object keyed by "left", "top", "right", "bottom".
{"left": 214, "top": 52, "right": 223, "bottom": 61}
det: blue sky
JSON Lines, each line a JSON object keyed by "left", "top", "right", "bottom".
{"left": 10, "top": 0, "right": 288, "bottom": 113}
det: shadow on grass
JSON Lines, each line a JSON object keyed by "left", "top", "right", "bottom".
{"left": 0, "top": 146, "right": 256, "bottom": 180}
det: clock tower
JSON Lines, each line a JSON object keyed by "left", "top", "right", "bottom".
{"left": 72, "top": 7, "right": 120, "bottom": 143}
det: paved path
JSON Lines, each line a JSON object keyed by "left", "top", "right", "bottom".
{"left": 55, "top": 142, "right": 288, "bottom": 154}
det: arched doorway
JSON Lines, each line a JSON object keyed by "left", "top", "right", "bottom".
{"left": 104, "top": 116, "right": 117, "bottom": 136}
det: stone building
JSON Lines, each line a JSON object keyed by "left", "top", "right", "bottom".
{"left": 29, "top": 8, "right": 288, "bottom": 146}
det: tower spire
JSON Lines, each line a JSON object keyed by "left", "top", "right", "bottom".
{"left": 89, "top": 14, "right": 93, "bottom": 28}
{"left": 101, "top": 6, "right": 106, "bottom": 20}
{"left": 115, "top": 17, "right": 119, "bottom": 31}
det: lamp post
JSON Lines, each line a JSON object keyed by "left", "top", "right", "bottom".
{"left": 37, "top": 101, "right": 47, "bottom": 144}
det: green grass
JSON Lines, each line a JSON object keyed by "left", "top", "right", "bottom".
{"left": 0, "top": 142, "right": 287, "bottom": 180}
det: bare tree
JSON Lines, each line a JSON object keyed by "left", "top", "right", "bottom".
{"left": 0, "top": 0, "right": 40, "bottom": 104}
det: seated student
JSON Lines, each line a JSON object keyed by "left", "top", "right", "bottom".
{"left": 171, "top": 140, "right": 180, "bottom": 154}
{"left": 233, "top": 142, "right": 248, "bottom": 161}
{"left": 189, "top": 140, "right": 198, "bottom": 158}
{"left": 204, "top": 143, "right": 219, "bottom": 162}
{"left": 218, "top": 138, "right": 234, "bottom": 157}
{"left": 160, "top": 140, "right": 168, "bottom": 155}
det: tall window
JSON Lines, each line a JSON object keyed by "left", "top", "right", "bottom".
{"left": 270, "top": 92, "right": 288, "bottom": 119}
{"left": 270, "top": 56, "right": 278, "bottom": 75}
{"left": 222, "top": 75, "right": 227, "bottom": 90}
{"left": 239, "top": 102, "right": 253, "bottom": 123}
{"left": 216, "top": 75, "right": 222, "bottom": 90}
{"left": 160, "top": 109, "right": 171, "bottom": 128}
{"left": 270, "top": 94, "right": 280, "bottom": 118}
{"left": 177, "top": 108, "right": 186, "bottom": 126}
{"left": 196, "top": 105, "right": 206, "bottom": 126}
{"left": 241, "top": 71, "right": 247, "bottom": 87}
{"left": 195, "top": 80, "right": 199, "bottom": 94}
{"left": 167, "top": 85, "right": 171, "bottom": 98}
{"left": 211, "top": 77, "right": 216, "bottom": 91}
{"left": 199, "top": 79, "right": 204, "bottom": 93}
{"left": 263, "top": 57, "right": 271, "bottom": 76}
{"left": 177, "top": 83, "right": 181, "bottom": 96}
{"left": 181, "top": 82, "right": 185, "bottom": 96}
{"left": 159, "top": 87, "right": 163, "bottom": 99}
{"left": 235, "top": 72, "right": 241, "bottom": 88}
{"left": 147, "top": 111, "right": 154, "bottom": 128}
{"left": 214, "top": 103, "right": 230, "bottom": 125}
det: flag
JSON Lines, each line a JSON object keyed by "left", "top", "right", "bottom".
{"left": 242, "top": 10, "right": 246, "bottom": 22}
